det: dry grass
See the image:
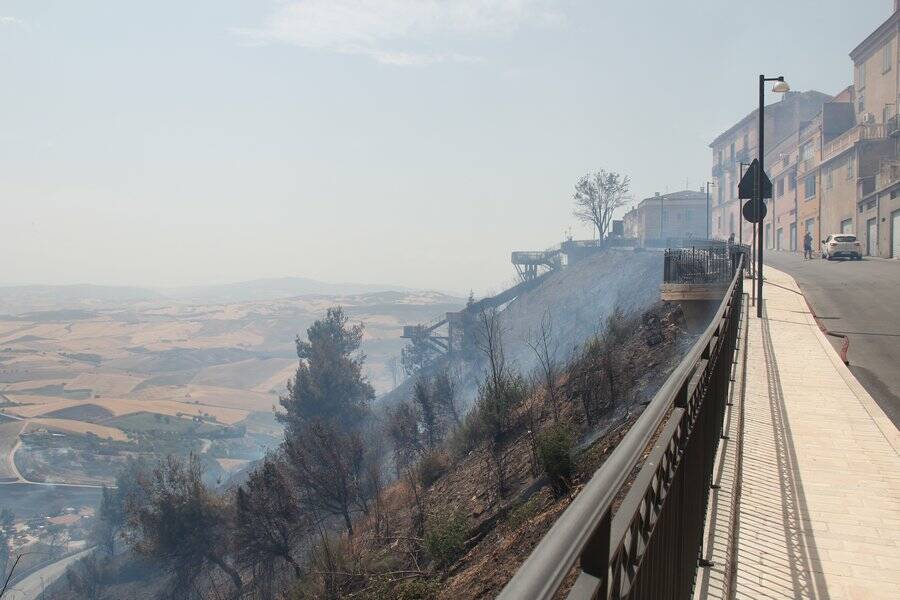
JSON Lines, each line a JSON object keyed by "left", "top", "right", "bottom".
{"left": 26, "top": 418, "right": 129, "bottom": 441}
{"left": 66, "top": 372, "right": 145, "bottom": 396}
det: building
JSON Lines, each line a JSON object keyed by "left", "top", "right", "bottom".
{"left": 709, "top": 1, "right": 900, "bottom": 258}
{"left": 850, "top": 2, "right": 900, "bottom": 257}
{"left": 623, "top": 190, "right": 709, "bottom": 246}
{"left": 709, "top": 91, "right": 831, "bottom": 245}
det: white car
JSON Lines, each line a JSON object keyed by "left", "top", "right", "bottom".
{"left": 821, "top": 234, "right": 862, "bottom": 260}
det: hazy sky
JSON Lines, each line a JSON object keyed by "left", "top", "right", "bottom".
{"left": 0, "top": 1, "right": 888, "bottom": 294}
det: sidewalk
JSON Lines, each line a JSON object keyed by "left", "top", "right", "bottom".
{"left": 697, "top": 266, "right": 900, "bottom": 599}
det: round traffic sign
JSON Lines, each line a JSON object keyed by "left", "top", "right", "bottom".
{"left": 742, "top": 199, "right": 767, "bottom": 223}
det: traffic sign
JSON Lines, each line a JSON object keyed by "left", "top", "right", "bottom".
{"left": 738, "top": 158, "right": 773, "bottom": 200}
{"left": 743, "top": 199, "right": 767, "bottom": 223}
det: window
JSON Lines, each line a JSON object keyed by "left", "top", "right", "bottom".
{"left": 825, "top": 167, "right": 833, "bottom": 190}
{"left": 805, "top": 218, "right": 815, "bottom": 236}
{"left": 782, "top": 154, "right": 789, "bottom": 167}
{"left": 848, "top": 155, "right": 855, "bottom": 180}
{"left": 804, "top": 174, "right": 816, "bottom": 198}
{"left": 800, "top": 142, "right": 814, "bottom": 161}
{"left": 789, "top": 171, "right": 797, "bottom": 190}
{"left": 840, "top": 221, "right": 853, "bottom": 235}
{"left": 717, "top": 185, "right": 723, "bottom": 205}
{"left": 743, "top": 133, "right": 749, "bottom": 150}
{"left": 884, "top": 42, "right": 893, "bottom": 74}
{"left": 730, "top": 141, "right": 735, "bottom": 160}
{"left": 777, "top": 177, "right": 785, "bottom": 197}
{"left": 858, "top": 94, "right": 865, "bottom": 114}
{"left": 857, "top": 62, "right": 866, "bottom": 90}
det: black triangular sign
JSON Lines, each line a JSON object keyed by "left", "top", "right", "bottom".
{"left": 738, "top": 158, "right": 773, "bottom": 199}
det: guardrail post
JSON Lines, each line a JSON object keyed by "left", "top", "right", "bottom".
{"left": 579, "top": 508, "right": 612, "bottom": 598}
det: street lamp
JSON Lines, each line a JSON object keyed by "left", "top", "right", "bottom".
{"left": 756, "top": 75, "right": 790, "bottom": 317}
{"left": 705, "top": 181, "right": 716, "bottom": 239}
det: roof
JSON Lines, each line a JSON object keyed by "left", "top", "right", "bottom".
{"left": 849, "top": 8, "right": 899, "bottom": 62}
{"left": 709, "top": 91, "right": 832, "bottom": 149}
{"left": 637, "top": 190, "right": 705, "bottom": 209}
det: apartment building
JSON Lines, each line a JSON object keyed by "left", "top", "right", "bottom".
{"left": 850, "top": 3, "right": 900, "bottom": 257}
{"left": 623, "top": 190, "right": 708, "bottom": 246}
{"left": 709, "top": 2, "right": 900, "bottom": 258}
{"left": 709, "top": 91, "right": 830, "bottom": 245}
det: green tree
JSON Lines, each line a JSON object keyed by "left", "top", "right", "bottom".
{"left": 279, "top": 307, "right": 374, "bottom": 435}
{"left": 235, "top": 455, "right": 309, "bottom": 579}
{"left": 129, "top": 454, "right": 243, "bottom": 595}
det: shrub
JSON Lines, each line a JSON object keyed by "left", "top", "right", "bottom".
{"left": 446, "top": 412, "right": 481, "bottom": 460}
{"left": 423, "top": 508, "right": 469, "bottom": 568}
{"left": 417, "top": 450, "right": 450, "bottom": 488}
{"left": 536, "top": 423, "right": 574, "bottom": 497}
{"left": 505, "top": 496, "right": 541, "bottom": 531}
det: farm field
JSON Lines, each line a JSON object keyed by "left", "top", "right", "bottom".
{"left": 0, "top": 287, "right": 462, "bottom": 490}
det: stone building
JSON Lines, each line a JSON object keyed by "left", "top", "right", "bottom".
{"left": 623, "top": 190, "right": 708, "bottom": 247}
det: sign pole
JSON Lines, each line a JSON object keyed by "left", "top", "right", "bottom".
{"left": 756, "top": 75, "right": 765, "bottom": 318}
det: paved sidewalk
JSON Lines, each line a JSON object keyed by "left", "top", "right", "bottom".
{"left": 698, "top": 266, "right": 900, "bottom": 599}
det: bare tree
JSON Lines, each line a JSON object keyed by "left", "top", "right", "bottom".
{"left": 474, "top": 308, "right": 525, "bottom": 497}
{"left": 572, "top": 170, "right": 631, "bottom": 240}
{"left": 527, "top": 312, "right": 562, "bottom": 423}
{"left": 432, "top": 369, "right": 461, "bottom": 428}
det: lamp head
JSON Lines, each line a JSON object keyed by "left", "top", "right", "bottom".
{"left": 772, "top": 80, "right": 790, "bottom": 93}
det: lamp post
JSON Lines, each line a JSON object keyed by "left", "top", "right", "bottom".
{"left": 756, "top": 75, "right": 790, "bottom": 318}
{"left": 705, "top": 181, "right": 715, "bottom": 239}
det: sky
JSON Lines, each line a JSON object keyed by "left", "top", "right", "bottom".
{"left": 0, "top": 0, "right": 889, "bottom": 295}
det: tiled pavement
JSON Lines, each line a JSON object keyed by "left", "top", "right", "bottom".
{"left": 696, "top": 266, "right": 900, "bottom": 599}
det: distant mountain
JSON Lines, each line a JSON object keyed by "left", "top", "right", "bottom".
{"left": 158, "top": 277, "right": 414, "bottom": 303}
{"left": 0, "top": 278, "right": 425, "bottom": 314}
{"left": 0, "top": 284, "right": 165, "bottom": 315}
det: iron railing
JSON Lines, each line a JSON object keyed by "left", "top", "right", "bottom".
{"left": 498, "top": 256, "right": 744, "bottom": 600}
{"left": 663, "top": 246, "right": 735, "bottom": 284}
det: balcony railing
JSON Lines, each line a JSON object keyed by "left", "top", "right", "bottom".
{"left": 887, "top": 115, "right": 900, "bottom": 137}
{"left": 822, "top": 124, "right": 886, "bottom": 162}
{"left": 498, "top": 255, "right": 745, "bottom": 600}
{"left": 712, "top": 163, "right": 725, "bottom": 178}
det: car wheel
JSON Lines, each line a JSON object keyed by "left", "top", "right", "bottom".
{"left": 826, "top": 255, "right": 833, "bottom": 261}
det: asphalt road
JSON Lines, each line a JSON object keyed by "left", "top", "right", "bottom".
{"left": 765, "top": 252, "right": 900, "bottom": 428}
{"left": 3, "top": 548, "right": 94, "bottom": 600}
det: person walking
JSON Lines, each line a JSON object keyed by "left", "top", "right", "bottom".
{"left": 803, "top": 230, "right": 813, "bottom": 260}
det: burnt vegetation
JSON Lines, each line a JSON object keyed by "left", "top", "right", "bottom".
{"left": 47, "top": 297, "right": 690, "bottom": 600}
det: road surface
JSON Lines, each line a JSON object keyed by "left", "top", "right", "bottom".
{"left": 3, "top": 548, "right": 94, "bottom": 600}
{"left": 765, "top": 251, "right": 900, "bottom": 428}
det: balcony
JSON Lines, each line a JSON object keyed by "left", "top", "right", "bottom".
{"left": 887, "top": 114, "right": 900, "bottom": 137}
{"left": 735, "top": 148, "right": 750, "bottom": 163}
{"left": 822, "top": 123, "right": 886, "bottom": 162}
{"left": 712, "top": 163, "right": 725, "bottom": 178}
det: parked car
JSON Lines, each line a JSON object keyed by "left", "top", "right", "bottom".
{"left": 821, "top": 234, "right": 862, "bottom": 260}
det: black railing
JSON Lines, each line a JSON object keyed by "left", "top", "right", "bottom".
{"left": 498, "top": 256, "right": 744, "bottom": 600}
{"left": 663, "top": 247, "right": 735, "bottom": 284}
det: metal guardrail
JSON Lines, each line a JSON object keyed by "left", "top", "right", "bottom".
{"left": 498, "top": 256, "right": 744, "bottom": 600}
{"left": 663, "top": 246, "right": 736, "bottom": 285}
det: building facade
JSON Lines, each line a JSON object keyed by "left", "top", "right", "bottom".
{"left": 709, "top": 2, "right": 900, "bottom": 258}
{"left": 623, "top": 190, "right": 709, "bottom": 246}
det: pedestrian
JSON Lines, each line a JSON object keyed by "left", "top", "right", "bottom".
{"left": 728, "top": 232, "right": 735, "bottom": 245}
{"left": 803, "top": 230, "right": 813, "bottom": 260}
